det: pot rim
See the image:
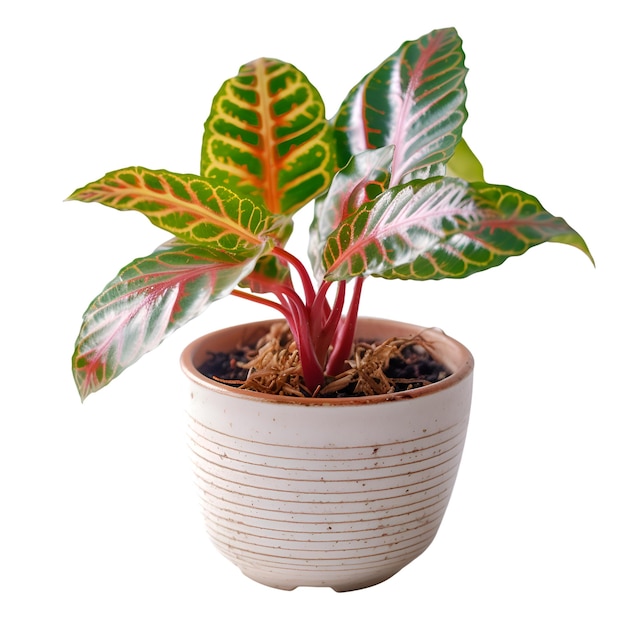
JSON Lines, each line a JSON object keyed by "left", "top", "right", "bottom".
{"left": 180, "top": 317, "right": 474, "bottom": 406}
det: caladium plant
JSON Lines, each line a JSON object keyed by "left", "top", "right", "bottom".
{"left": 68, "top": 27, "right": 592, "bottom": 401}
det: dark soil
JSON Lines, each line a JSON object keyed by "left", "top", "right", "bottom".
{"left": 197, "top": 348, "right": 251, "bottom": 384}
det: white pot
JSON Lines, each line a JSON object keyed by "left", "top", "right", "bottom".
{"left": 180, "top": 318, "right": 474, "bottom": 592}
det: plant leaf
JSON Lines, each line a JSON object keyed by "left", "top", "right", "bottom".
{"left": 323, "top": 178, "right": 593, "bottom": 281}
{"left": 201, "top": 58, "right": 335, "bottom": 217}
{"left": 72, "top": 239, "right": 264, "bottom": 400}
{"left": 332, "top": 28, "right": 467, "bottom": 185}
{"left": 446, "top": 138, "right": 485, "bottom": 182}
{"left": 241, "top": 255, "right": 294, "bottom": 294}
{"left": 242, "top": 216, "right": 294, "bottom": 291}
{"left": 67, "top": 167, "right": 280, "bottom": 256}
{"left": 308, "top": 146, "right": 394, "bottom": 280}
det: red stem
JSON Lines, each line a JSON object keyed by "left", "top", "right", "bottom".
{"left": 315, "top": 280, "right": 346, "bottom": 365}
{"left": 231, "top": 249, "right": 363, "bottom": 392}
{"left": 232, "top": 287, "right": 326, "bottom": 392}
{"left": 325, "top": 276, "right": 364, "bottom": 376}
{"left": 273, "top": 247, "right": 317, "bottom": 307}
{"left": 231, "top": 289, "right": 291, "bottom": 318}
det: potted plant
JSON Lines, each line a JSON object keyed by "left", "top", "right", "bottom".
{"left": 68, "top": 27, "right": 592, "bottom": 591}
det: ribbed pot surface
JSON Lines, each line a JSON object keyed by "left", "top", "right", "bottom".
{"left": 181, "top": 319, "right": 474, "bottom": 591}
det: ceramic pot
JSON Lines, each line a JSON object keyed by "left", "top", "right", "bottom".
{"left": 180, "top": 318, "right": 474, "bottom": 592}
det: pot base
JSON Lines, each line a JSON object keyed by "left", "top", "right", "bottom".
{"left": 240, "top": 568, "right": 398, "bottom": 593}
{"left": 240, "top": 561, "right": 414, "bottom": 592}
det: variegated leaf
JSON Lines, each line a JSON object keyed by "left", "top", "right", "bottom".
{"left": 332, "top": 28, "right": 467, "bottom": 186}
{"left": 241, "top": 254, "right": 294, "bottom": 294}
{"left": 201, "top": 58, "right": 335, "bottom": 216}
{"left": 323, "top": 178, "right": 593, "bottom": 281}
{"left": 67, "top": 167, "right": 280, "bottom": 256}
{"left": 308, "top": 146, "right": 394, "bottom": 280}
{"left": 72, "top": 239, "right": 264, "bottom": 400}
{"left": 242, "top": 215, "right": 294, "bottom": 291}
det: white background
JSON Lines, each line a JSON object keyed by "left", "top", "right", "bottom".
{"left": 2, "top": 1, "right": 624, "bottom": 624}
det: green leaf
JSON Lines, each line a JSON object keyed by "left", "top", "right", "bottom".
{"left": 323, "top": 177, "right": 593, "bottom": 281}
{"left": 201, "top": 58, "right": 336, "bottom": 217}
{"left": 67, "top": 167, "right": 280, "bottom": 256}
{"left": 446, "top": 138, "right": 485, "bottom": 182}
{"left": 332, "top": 28, "right": 467, "bottom": 185}
{"left": 72, "top": 239, "right": 262, "bottom": 400}
{"left": 309, "top": 146, "right": 394, "bottom": 280}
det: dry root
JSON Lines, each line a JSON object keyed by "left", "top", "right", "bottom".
{"left": 221, "top": 322, "right": 445, "bottom": 398}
